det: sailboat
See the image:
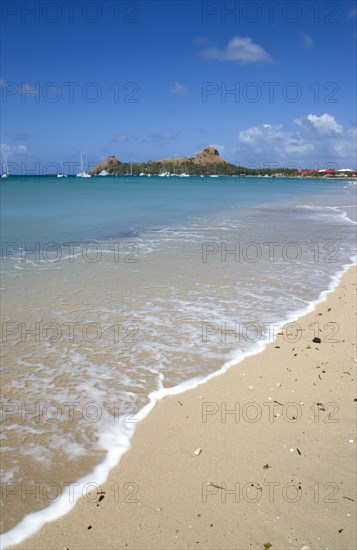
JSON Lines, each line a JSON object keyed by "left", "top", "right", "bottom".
{"left": 57, "top": 160, "right": 67, "bottom": 178}
{"left": 76, "top": 152, "right": 91, "bottom": 178}
{"left": 1, "top": 155, "right": 9, "bottom": 178}
{"left": 159, "top": 170, "right": 170, "bottom": 177}
{"left": 179, "top": 162, "right": 190, "bottom": 177}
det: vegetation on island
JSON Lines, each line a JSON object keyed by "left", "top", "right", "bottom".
{"left": 92, "top": 161, "right": 299, "bottom": 177}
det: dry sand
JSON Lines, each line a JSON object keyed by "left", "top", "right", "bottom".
{"left": 13, "top": 266, "right": 356, "bottom": 550}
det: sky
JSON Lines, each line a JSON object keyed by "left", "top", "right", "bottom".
{"left": 1, "top": 0, "right": 357, "bottom": 173}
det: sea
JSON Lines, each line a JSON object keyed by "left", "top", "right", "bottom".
{"left": 1, "top": 175, "right": 356, "bottom": 546}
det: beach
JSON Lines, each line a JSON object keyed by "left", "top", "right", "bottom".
{"left": 2, "top": 1, "right": 356, "bottom": 546}
{"left": 10, "top": 264, "right": 356, "bottom": 550}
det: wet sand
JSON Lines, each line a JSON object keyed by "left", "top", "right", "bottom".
{"left": 11, "top": 266, "right": 357, "bottom": 550}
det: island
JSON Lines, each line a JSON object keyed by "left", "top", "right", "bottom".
{"left": 89, "top": 147, "right": 357, "bottom": 179}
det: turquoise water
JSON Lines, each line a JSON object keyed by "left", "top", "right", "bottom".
{"left": 1, "top": 176, "right": 356, "bottom": 544}
{"left": 1, "top": 175, "right": 352, "bottom": 243}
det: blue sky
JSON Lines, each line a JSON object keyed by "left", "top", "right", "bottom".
{"left": 1, "top": 0, "right": 356, "bottom": 172}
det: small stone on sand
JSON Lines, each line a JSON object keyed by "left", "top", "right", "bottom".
{"left": 194, "top": 448, "right": 202, "bottom": 456}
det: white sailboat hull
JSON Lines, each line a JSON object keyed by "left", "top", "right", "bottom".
{"left": 76, "top": 173, "right": 91, "bottom": 178}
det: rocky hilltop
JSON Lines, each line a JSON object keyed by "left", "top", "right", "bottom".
{"left": 160, "top": 146, "right": 228, "bottom": 166}
{"left": 193, "top": 146, "right": 227, "bottom": 165}
{"left": 89, "top": 155, "right": 121, "bottom": 175}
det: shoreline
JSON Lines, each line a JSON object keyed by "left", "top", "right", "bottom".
{"left": 5, "top": 263, "right": 356, "bottom": 549}
{"left": 3, "top": 175, "right": 357, "bottom": 180}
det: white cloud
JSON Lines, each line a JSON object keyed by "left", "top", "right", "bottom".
{"left": 294, "top": 113, "right": 343, "bottom": 136}
{"left": 113, "top": 134, "right": 130, "bottom": 143}
{"left": 348, "top": 7, "right": 357, "bottom": 18}
{"left": 170, "top": 82, "right": 187, "bottom": 95}
{"left": 237, "top": 114, "right": 356, "bottom": 166}
{"left": 299, "top": 32, "right": 314, "bottom": 49}
{"left": 14, "top": 145, "right": 30, "bottom": 154}
{"left": 201, "top": 36, "right": 272, "bottom": 64}
{"left": 1, "top": 143, "right": 30, "bottom": 157}
{"left": 238, "top": 124, "right": 312, "bottom": 156}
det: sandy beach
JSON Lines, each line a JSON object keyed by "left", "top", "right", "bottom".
{"left": 11, "top": 265, "right": 356, "bottom": 550}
